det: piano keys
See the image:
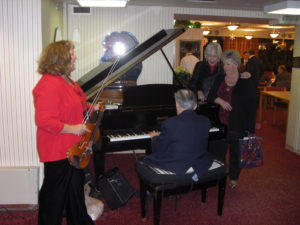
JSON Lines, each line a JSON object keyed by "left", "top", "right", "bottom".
{"left": 106, "top": 127, "right": 221, "bottom": 143}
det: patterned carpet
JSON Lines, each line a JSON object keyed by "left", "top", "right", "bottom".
{"left": 1, "top": 109, "right": 300, "bottom": 225}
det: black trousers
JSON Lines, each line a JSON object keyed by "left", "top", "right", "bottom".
{"left": 38, "top": 159, "right": 94, "bottom": 225}
{"left": 208, "top": 131, "right": 244, "bottom": 180}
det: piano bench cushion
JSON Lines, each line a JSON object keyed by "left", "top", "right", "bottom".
{"left": 135, "top": 159, "right": 227, "bottom": 191}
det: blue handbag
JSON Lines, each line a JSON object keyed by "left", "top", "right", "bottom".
{"left": 239, "top": 136, "right": 264, "bottom": 169}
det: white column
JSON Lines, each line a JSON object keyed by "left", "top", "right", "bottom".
{"left": 286, "top": 25, "right": 300, "bottom": 155}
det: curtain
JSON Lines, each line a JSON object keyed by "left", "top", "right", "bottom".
{"left": 223, "top": 37, "right": 259, "bottom": 56}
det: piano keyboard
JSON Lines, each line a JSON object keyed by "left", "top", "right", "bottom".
{"left": 107, "top": 127, "right": 220, "bottom": 142}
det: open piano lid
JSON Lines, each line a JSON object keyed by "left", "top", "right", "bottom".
{"left": 76, "top": 28, "right": 185, "bottom": 99}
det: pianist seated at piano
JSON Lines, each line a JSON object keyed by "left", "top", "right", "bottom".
{"left": 142, "top": 89, "right": 213, "bottom": 181}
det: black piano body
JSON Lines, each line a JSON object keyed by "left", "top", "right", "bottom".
{"left": 92, "top": 85, "right": 226, "bottom": 176}
{"left": 77, "top": 29, "right": 226, "bottom": 176}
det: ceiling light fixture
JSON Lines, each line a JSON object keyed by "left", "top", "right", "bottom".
{"left": 77, "top": 0, "right": 128, "bottom": 7}
{"left": 227, "top": 24, "right": 239, "bottom": 31}
{"left": 264, "top": 1, "right": 300, "bottom": 15}
{"left": 270, "top": 32, "right": 280, "bottom": 38}
{"left": 202, "top": 29, "right": 211, "bottom": 35}
{"left": 245, "top": 35, "right": 253, "bottom": 40}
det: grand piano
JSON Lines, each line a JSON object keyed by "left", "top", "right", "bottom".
{"left": 77, "top": 28, "right": 226, "bottom": 176}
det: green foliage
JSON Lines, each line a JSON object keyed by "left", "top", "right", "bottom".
{"left": 192, "top": 22, "right": 201, "bottom": 28}
{"left": 173, "top": 66, "right": 192, "bottom": 87}
{"left": 174, "top": 20, "right": 201, "bottom": 29}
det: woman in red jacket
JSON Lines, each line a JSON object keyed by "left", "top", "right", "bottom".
{"left": 33, "top": 40, "right": 96, "bottom": 225}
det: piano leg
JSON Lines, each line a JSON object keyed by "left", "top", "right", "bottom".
{"left": 145, "top": 146, "right": 152, "bottom": 155}
{"left": 208, "top": 139, "right": 227, "bottom": 163}
{"left": 93, "top": 150, "right": 105, "bottom": 178}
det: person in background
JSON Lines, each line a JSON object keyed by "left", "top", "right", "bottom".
{"left": 143, "top": 89, "right": 212, "bottom": 180}
{"left": 274, "top": 65, "right": 291, "bottom": 90}
{"left": 245, "top": 49, "right": 264, "bottom": 88}
{"left": 207, "top": 50, "right": 257, "bottom": 188}
{"left": 33, "top": 40, "right": 97, "bottom": 225}
{"left": 239, "top": 51, "right": 249, "bottom": 72}
{"left": 242, "top": 51, "right": 249, "bottom": 66}
{"left": 180, "top": 42, "right": 200, "bottom": 75}
{"left": 188, "top": 42, "right": 224, "bottom": 102}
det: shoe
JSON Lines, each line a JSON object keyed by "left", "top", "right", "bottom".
{"left": 229, "top": 180, "right": 238, "bottom": 188}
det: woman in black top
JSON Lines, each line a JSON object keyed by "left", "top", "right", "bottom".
{"left": 189, "top": 43, "right": 224, "bottom": 102}
{"left": 207, "top": 50, "right": 257, "bottom": 188}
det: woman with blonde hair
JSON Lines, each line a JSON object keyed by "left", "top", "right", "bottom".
{"left": 207, "top": 50, "right": 256, "bottom": 188}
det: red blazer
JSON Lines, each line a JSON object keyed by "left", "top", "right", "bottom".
{"left": 33, "top": 74, "right": 89, "bottom": 162}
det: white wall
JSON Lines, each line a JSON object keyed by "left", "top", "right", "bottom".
{"left": 286, "top": 25, "right": 300, "bottom": 155}
{"left": 0, "top": 0, "right": 42, "bottom": 204}
{"left": 66, "top": 5, "right": 276, "bottom": 85}
{"left": 0, "top": 0, "right": 41, "bottom": 168}
{"left": 41, "top": 0, "right": 64, "bottom": 47}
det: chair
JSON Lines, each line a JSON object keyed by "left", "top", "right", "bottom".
{"left": 135, "top": 159, "right": 227, "bottom": 225}
{"left": 263, "top": 87, "right": 287, "bottom": 124}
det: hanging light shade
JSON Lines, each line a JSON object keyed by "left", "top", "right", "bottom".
{"left": 202, "top": 30, "right": 210, "bottom": 35}
{"left": 245, "top": 35, "right": 253, "bottom": 40}
{"left": 270, "top": 32, "right": 279, "bottom": 38}
{"left": 227, "top": 24, "right": 239, "bottom": 31}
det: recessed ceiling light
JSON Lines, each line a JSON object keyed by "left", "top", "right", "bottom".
{"left": 187, "top": 0, "right": 216, "bottom": 3}
{"left": 264, "top": 1, "right": 300, "bottom": 15}
{"left": 77, "top": 0, "right": 128, "bottom": 7}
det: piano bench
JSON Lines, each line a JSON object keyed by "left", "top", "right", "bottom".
{"left": 135, "top": 160, "right": 227, "bottom": 225}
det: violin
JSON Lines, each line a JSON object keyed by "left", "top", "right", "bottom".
{"left": 67, "top": 102, "right": 105, "bottom": 169}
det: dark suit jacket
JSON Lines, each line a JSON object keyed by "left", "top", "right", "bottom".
{"left": 245, "top": 56, "right": 264, "bottom": 87}
{"left": 143, "top": 110, "right": 212, "bottom": 179}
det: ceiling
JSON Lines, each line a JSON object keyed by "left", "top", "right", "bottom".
{"left": 69, "top": 0, "right": 299, "bottom": 11}
{"left": 127, "top": 0, "right": 285, "bottom": 11}
{"left": 68, "top": 0, "right": 300, "bottom": 39}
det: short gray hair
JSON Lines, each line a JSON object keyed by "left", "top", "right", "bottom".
{"left": 204, "top": 43, "right": 222, "bottom": 59}
{"left": 174, "top": 89, "right": 197, "bottom": 110}
{"left": 221, "top": 50, "right": 241, "bottom": 66}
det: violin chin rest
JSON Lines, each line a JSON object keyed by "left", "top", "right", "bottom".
{"left": 69, "top": 155, "right": 81, "bottom": 169}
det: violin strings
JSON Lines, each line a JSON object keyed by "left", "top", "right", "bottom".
{"left": 82, "top": 56, "right": 121, "bottom": 124}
